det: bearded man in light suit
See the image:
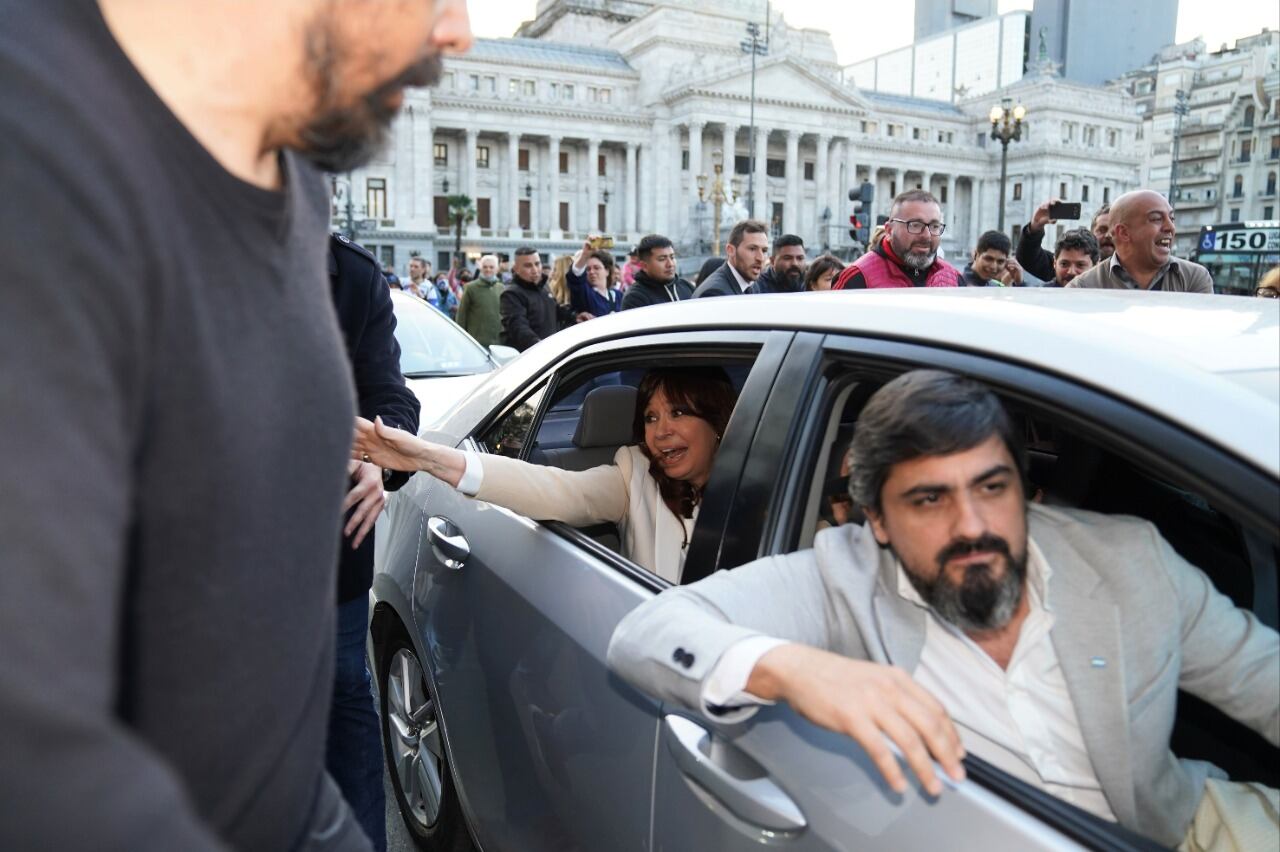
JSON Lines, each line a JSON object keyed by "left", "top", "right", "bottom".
{"left": 607, "top": 369, "right": 1278, "bottom": 848}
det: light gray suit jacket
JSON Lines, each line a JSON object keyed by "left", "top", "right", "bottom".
{"left": 606, "top": 504, "right": 1279, "bottom": 846}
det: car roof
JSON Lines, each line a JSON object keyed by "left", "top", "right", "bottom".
{"left": 515, "top": 289, "right": 1280, "bottom": 475}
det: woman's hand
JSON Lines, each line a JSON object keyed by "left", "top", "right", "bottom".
{"left": 352, "top": 417, "right": 467, "bottom": 488}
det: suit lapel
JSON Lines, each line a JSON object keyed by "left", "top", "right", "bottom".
{"left": 1040, "top": 528, "right": 1138, "bottom": 828}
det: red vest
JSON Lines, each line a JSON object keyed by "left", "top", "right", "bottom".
{"left": 840, "top": 245, "right": 960, "bottom": 289}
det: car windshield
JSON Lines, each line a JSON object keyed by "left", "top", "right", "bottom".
{"left": 391, "top": 292, "right": 493, "bottom": 377}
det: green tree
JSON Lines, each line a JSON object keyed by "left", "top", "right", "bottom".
{"left": 446, "top": 194, "right": 476, "bottom": 269}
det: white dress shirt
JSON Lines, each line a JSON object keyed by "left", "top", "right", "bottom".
{"left": 701, "top": 538, "right": 1117, "bottom": 822}
{"left": 727, "top": 262, "right": 750, "bottom": 293}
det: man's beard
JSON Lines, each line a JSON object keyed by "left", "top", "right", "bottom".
{"left": 902, "top": 532, "right": 1027, "bottom": 632}
{"left": 899, "top": 244, "right": 937, "bottom": 270}
{"left": 298, "top": 21, "right": 442, "bottom": 173}
{"left": 781, "top": 266, "right": 803, "bottom": 288}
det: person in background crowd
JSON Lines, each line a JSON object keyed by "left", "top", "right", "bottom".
{"left": 1257, "top": 266, "right": 1280, "bottom": 298}
{"left": 695, "top": 256, "right": 726, "bottom": 285}
{"left": 621, "top": 234, "right": 695, "bottom": 310}
{"left": 693, "top": 219, "right": 770, "bottom": 297}
{"left": 1, "top": 0, "right": 470, "bottom": 848}
{"left": 548, "top": 254, "right": 575, "bottom": 306}
{"left": 804, "top": 254, "right": 845, "bottom": 291}
{"left": 567, "top": 238, "right": 624, "bottom": 316}
{"left": 866, "top": 223, "right": 887, "bottom": 253}
{"left": 380, "top": 264, "right": 402, "bottom": 290}
{"left": 499, "top": 256, "right": 513, "bottom": 283}
{"left": 500, "top": 246, "right": 590, "bottom": 351}
{"left": 1018, "top": 200, "right": 1114, "bottom": 281}
{"left": 406, "top": 254, "right": 436, "bottom": 305}
{"left": 1067, "top": 191, "right": 1212, "bottom": 293}
{"left": 1046, "top": 228, "right": 1100, "bottom": 288}
{"left": 834, "top": 190, "right": 959, "bottom": 290}
{"left": 622, "top": 245, "right": 643, "bottom": 289}
{"left": 326, "top": 234, "right": 420, "bottom": 852}
{"left": 746, "top": 234, "right": 806, "bottom": 294}
{"left": 962, "top": 230, "right": 1014, "bottom": 287}
{"left": 456, "top": 254, "right": 504, "bottom": 347}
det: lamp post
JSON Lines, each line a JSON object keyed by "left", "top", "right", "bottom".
{"left": 329, "top": 173, "right": 367, "bottom": 242}
{"left": 697, "top": 149, "right": 739, "bottom": 255}
{"left": 989, "top": 97, "right": 1026, "bottom": 232}
{"left": 740, "top": 13, "right": 769, "bottom": 216}
{"left": 1169, "top": 89, "right": 1190, "bottom": 213}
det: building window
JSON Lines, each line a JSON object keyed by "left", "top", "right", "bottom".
{"left": 1012, "top": 181, "right": 1022, "bottom": 201}
{"left": 469, "top": 74, "right": 480, "bottom": 92}
{"left": 549, "top": 82, "right": 559, "bottom": 99}
{"left": 1107, "top": 129, "right": 1118, "bottom": 147}
{"left": 1103, "top": 186, "right": 1111, "bottom": 204}
{"left": 442, "top": 71, "right": 455, "bottom": 91}
{"left": 588, "top": 86, "right": 597, "bottom": 102}
{"left": 1266, "top": 172, "right": 1277, "bottom": 195}
{"left": 366, "top": 178, "right": 387, "bottom": 219}
{"left": 1229, "top": 208, "right": 1240, "bottom": 222}
{"left": 518, "top": 148, "right": 530, "bottom": 171}
{"left": 681, "top": 150, "right": 689, "bottom": 171}
{"left": 770, "top": 202, "right": 784, "bottom": 234}
{"left": 1082, "top": 185, "right": 1090, "bottom": 202}
{"left": 519, "top": 199, "right": 531, "bottom": 230}
{"left": 476, "top": 145, "right": 490, "bottom": 169}
{"left": 598, "top": 154, "right": 606, "bottom": 177}
{"left": 563, "top": 84, "right": 575, "bottom": 101}
{"left": 559, "top": 151, "right": 569, "bottom": 174}
{"left": 508, "top": 79, "right": 519, "bottom": 96}
{"left": 559, "top": 201, "right": 569, "bottom": 231}
{"left": 1270, "top": 135, "right": 1279, "bottom": 160}
{"left": 599, "top": 88, "right": 611, "bottom": 104}
{"left": 804, "top": 162, "right": 815, "bottom": 180}
{"left": 524, "top": 80, "right": 536, "bottom": 97}
{"left": 597, "top": 203, "right": 607, "bottom": 231}
{"left": 1233, "top": 175, "right": 1244, "bottom": 197}
{"left": 939, "top": 184, "right": 948, "bottom": 204}
{"left": 483, "top": 76, "right": 496, "bottom": 94}
{"left": 889, "top": 180, "right": 896, "bottom": 197}
{"left": 434, "top": 195, "right": 449, "bottom": 225}
{"left": 1264, "top": 205, "right": 1274, "bottom": 220}
{"left": 1244, "top": 106, "right": 1255, "bottom": 128}
{"left": 1240, "top": 139, "right": 1252, "bottom": 163}
{"left": 734, "top": 155, "right": 751, "bottom": 175}
{"left": 912, "top": 127, "right": 922, "bottom": 141}
{"left": 434, "top": 143, "right": 448, "bottom": 167}
{"left": 476, "top": 198, "right": 491, "bottom": 229}
{"left": 1060, "top": 181, "right": 1067, "bottom": 198}
{"left": 766, "top": 158, "right": 785, "bottom": 178}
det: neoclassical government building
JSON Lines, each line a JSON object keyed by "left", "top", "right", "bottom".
{"left": 336, "top": 0, "right": 1145, "bottom": 273}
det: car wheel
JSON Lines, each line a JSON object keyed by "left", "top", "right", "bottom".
{"left": 379, "top": 635, "right": 470, "bottom": 851}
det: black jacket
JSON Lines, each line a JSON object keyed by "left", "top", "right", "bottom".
{"left": 692, "top": 260, "right": 747, "bottom": 297}
{"left": 500, "top": 273, "right": 574, "bottom": 351}
{"left": 620, "top": 270, "right": 694, "bottom": 310}
{"left": 328, "top": 234, "right": 421, "bottom": 602}
{"left": 960, "top": 264, "right": 997, "bottom": 287}
{"left": 745, "top": 265, "right": 803, "bottom": 294}
{"left": 1015, "top": 225, "right": 1057, "bottom": 282}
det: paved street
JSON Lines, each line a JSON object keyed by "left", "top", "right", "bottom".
{"left": 384, "top": 764, "right": 413, "bottom": 852}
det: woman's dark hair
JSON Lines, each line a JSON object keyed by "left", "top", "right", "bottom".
{"left": 804, "top": 254, "right": 845, "bottom": 290}
{"left": 632, "top": 366, "right": 738, "bottom": 521}
{"left": 586, "top": 249, "right": 615, "bottom": 271}
{"left": 848, "top": 369, "right": 1026, "bottom": 512}
{"left": 695, "top": 257, "right": 725, "bottom": 283}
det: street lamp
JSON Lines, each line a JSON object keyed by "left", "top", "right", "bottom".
{"left": 697, "top": 149, "right": 740, "bottom": 256}
{"left": 740, "top": 12, "right": 769, "bottom": 217}
{"left": 329, "top": 172, "right": 368, "bottom": 241}
{"left": 989, "top": 97, "right": 1026, "bottom": 232}
{"left": 1169, "top": 89, "right": 1190, "bottom": 213}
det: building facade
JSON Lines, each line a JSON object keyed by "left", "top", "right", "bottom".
{"left": 914, "top": 0, "right": 997, "bottom": 42}
{"left": 335, "top": 0, "right": 1144, "bottom": 276}
{"left": 1111, "top": 30, "right": 1280, "bottom": 256}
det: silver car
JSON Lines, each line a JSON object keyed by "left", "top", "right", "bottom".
{"left": 370, "top": 289, "right": 1279, "bottom": 851}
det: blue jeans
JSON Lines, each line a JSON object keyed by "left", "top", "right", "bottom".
{"left": 326, "top": 596, "right": 386, "bottom": 852}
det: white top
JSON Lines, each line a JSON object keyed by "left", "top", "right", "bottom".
{"left": 702, "top": 537, "right": 1116, "bottom": 822}
{"left": 727, "top": 262, "right": 751, "bottom": 292}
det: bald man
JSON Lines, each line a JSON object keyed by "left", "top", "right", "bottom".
{"left": 1067, "top": 191, "right": 1213, "bottom": 293}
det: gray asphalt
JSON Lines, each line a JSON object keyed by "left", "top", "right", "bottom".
{"left": 384, "top": 764, "right": 413, "bottom": 852}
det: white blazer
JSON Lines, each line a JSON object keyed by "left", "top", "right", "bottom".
{"left": 474, "top": 445, "right": 693, "bottom": 584}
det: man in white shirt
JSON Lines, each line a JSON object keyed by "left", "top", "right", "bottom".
{"left": 607, "top": 369, "right": 1278, "bottom": 847}
{"left": 692, "top": 219, "right": 769, "bottom": 297}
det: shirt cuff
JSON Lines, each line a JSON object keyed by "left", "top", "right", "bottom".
{"left": 700, "top": 636, "right": 789, "bottom": 722}
{"left": 572, "top": 260, "right": 587, "bottom": 277}
{"left": 456, "top": 450, "right": 485, "bottom": 496}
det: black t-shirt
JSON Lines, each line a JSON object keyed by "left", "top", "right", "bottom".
{"left": 1, "top": 3, "right": 360, "bottom": 849}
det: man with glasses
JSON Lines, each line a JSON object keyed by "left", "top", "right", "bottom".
{"left": 833, "top": 190, "right": 959, "bottom": 289}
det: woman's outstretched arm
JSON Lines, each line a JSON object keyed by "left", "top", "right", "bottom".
{"left": 353, "top": 416, "right": 466, "bottom": 487}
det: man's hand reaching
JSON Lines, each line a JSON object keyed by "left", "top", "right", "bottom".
{"left": 745, "top": 644, "right": 966, "bottom": 797}
{"left": 342, "top": 460, "right": 385, "bottom": 549}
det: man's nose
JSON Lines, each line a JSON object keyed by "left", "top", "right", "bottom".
{"left": 431, "top": 0, "right": 474, "bottom": 55}
{"left": 950, "top": 492, "right": 987, "bottom": 541}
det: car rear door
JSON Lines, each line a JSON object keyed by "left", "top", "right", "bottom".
{"left": 409, "top": 331, "right": 791, "bottom": 851}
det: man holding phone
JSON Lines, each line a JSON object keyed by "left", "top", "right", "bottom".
{"left": 1017, "top": 198, "right": 1114, "bottom": 281}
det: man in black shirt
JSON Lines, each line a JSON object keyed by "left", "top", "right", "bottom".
{"left": 620, "top": 234, "right": 695, "bottom": 309}
{"left": 500, "top": 246, "right": 588, "bottom": 350}
{"left": 0, "top": 2, "right": 469, "bottom": 850}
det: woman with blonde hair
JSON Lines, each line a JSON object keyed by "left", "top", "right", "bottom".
{"left": 548, "top": 254, "right": 575, "bottom": 306}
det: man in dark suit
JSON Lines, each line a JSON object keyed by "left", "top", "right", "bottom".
{"left": 327, "top": 233, "right": 421, "bottom": 851}
{"left": 692, "top": 219, "right": 770, "bottom": 297}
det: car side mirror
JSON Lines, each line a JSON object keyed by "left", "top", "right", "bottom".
{"left": 488, "top": 345, "right": 520, "bottom": 366}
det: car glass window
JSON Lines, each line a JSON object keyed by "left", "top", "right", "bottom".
{"left": 392, "top": 294, "right": 492, "bottom": 376}
{"left": 478, "top": 381, "right": 547, "bottom": 458}
{"left": 784, "top": 356, "right": 1280, "bottom": 820}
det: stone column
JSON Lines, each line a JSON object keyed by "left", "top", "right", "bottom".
{"left": 587, "top": 138, "right": 600, "bottom": 234}
{"left": 506, "top": 133, "right": 520, "bottom": 236}
{"left": 893, "top": 168, "right": 905, "bottom": 208}
{"left": 464, "top": 128, "right": 480, "bottom": 236}
{"left": 625, "top": 141, "right": 638, "bottom": 239}
{"left": 784, "top": 130, "right": 800, "bottom": 234}
{"left": 687, "top": 122, "right": 704, "bottom": 210}
{"left": 416, "top": 112, "right": 435, "bottom": 231}
{"left": 652, "top": 119, "right": 671, "bottom": 235}
{"left": 814, "top": 134, "right": 830, "bottom": 246}
{"left": 721, "top": 122, "right": 736, "bottom": 184}
{"left": 969, "top": 177, "right": 982, "bottom": 248}
{"left": 548, "top": 135, "right": 562, "bottom": 240}
{"left": 945, "top": 174, "right": 957, "bottom": 215}
{"left": 753, "top": 126, "right": 769, "bottom": 221}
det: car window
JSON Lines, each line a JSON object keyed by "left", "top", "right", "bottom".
{"left": 391, "top": 293, "right": 492, "bottom": 377}
{"left": 478, "top": 381, "right": 547, "bottom": 458}
{"left": 780, "top": 354, "right": 1280, "bottom": 823}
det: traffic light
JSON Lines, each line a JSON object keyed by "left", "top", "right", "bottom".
{"left": 848, "top": 181, "right": 874, "bottom": 244}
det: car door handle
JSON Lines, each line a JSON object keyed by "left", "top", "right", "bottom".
{"left": 426, "top": 516, "right": 469, "bottom": 570}
{"left": 662, "top": 714, "right": 806, "bottom": 833}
